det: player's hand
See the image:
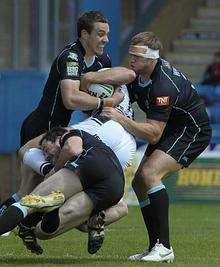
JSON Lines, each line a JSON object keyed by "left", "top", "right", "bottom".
{"left": 101, "top": 107, "right": 122, "bottom": 122}
{"left": 80, "top": 72, "right": 94, "bottom": 92}
{"left": 103, "top": 98, "right": 114, "bottom": 107}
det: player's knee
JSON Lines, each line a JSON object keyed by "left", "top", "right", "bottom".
{"left": 61, "top": 205, "right": 75, "bottom": 220}
{"left": 117, "top": 199, "right": 128, "bottom": 216}
{"left": 141, "top": 167, "right": 157, "bottom": 188}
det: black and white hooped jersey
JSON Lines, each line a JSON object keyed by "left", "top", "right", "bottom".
{"left": 35, "top": 40, "right": 111, "bottom": 129}
{"left": 127, "top": 58, "right": 210, "bottom": 129}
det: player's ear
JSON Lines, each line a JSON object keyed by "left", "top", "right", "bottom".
{"left": 81, "top": 29, "right": 89, "bottom": 40}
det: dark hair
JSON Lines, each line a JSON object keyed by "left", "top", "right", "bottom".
{"left": 77, "top": 10, "right": 108, "bottom": 37}
{"left": 39, "top": 127, "right": 68, "bottom": 146}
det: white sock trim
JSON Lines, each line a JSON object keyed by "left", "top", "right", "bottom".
{"left": 12, "top": 202, "right": 28, "bottom": 217}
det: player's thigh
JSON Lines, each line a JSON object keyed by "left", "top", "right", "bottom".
{"left": 140, "top": 149, "right": 182, "bottom": 187}
{"left": 31, "top": 168, "right": 83, "bottom": 199}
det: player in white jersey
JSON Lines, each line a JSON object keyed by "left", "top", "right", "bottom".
{"left": 71, "top": 85, "right": 135, "bottom": 170}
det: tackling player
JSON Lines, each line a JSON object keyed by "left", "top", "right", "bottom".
{"left": 101, "top": 31, "right": 212, "bottom": 263}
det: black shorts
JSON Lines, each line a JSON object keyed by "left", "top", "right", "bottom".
{"left": 20, "top": 111, "right": 49, "bottom": 147}
{"left": 65, "top": 147, "right": 124, "bottom": 215}
{"left": 145, "top": 124, "right": 212, "bottom": 167}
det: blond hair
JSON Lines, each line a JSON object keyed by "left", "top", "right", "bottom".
{"left": 131, "top": 32, "right": 163, "bottom": 51}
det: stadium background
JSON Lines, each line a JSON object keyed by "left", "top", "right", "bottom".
{"left": 0, "top": 0, "right": 220, "bottom": 205}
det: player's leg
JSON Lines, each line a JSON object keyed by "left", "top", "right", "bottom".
{"left": 129, "top": 149, "right": 181, "bottom": 262}
{"left": 85, "top": 122, "right": 136, "bottom": 251}
{"left": 0, "top": 135, "right": 45, "bottom": 215}
{"left": 35, "top": 149, "right": 125, "bottom": 245}
{"left": 35, "top": 191, "right": 94, "bottom": 239}
{"left": 0, "top": 168, "right": 82, "bottom": 236}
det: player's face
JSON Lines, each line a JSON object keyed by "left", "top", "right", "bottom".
{"left": 129, "top": 44, "right": 153, "bottom": 75}
{"left": 87, "top": 22, "right": 109, "bottom": 55}
{"left": 41, "top": 139, "right": 61, "bottom": 165}
{"left": 129, "top": 54, "right": 150, "bottom": 74}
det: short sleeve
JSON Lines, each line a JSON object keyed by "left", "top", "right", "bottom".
{"left": 57, "top": 51, "right": 81, "bottom": 80}
{"left": 147, "top": 81, "right": 179, "bottom": 122}
{"left": 59, "top": 129, "right": 83, "bottom": 148}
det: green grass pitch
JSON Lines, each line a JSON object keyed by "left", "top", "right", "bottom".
{"left": 0, "top": 204, "right": 219, "bottom": 266}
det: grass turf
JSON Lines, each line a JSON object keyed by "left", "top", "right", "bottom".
{"left": 0, "top": 204, "right": 219, "bottom": 266}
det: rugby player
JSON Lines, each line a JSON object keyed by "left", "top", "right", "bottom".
{"left": 101, "top": 32, "right": 212, "bottom": 263}
{"left": 0, "top": 128, "right": 126, "bottom": 244}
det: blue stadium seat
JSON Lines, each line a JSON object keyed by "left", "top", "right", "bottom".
{"left": 195, "top": 84, "right": 220, "bottom": 105}
{"left": 0, "top": 70, "right": 47, "bottom": 153}
{"left": 207, "top": 104, "right": 220, "bottom": 124}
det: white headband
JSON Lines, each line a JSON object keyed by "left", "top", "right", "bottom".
{"left": 129, "top": 45, "right": 159, "bottom": 59}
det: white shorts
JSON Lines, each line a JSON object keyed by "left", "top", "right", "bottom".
{"left": 70, "top": 118, "right": 136, "bottom": 170}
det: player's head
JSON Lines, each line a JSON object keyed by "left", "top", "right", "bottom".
{"left": 40, "top": 127, "right": 68, "bottom": 165}
{"left": 77, "top": 10, "right": 109, "bottom": 56}
{"left": 129, "top": 32, "right": 163, "bottom": 74}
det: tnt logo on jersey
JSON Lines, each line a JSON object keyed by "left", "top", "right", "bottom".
{"left": 66, "top": 62, "right": 78, "bottom": 76}
{"left": 156, "top": 96, "right": 170, "bottom": 106}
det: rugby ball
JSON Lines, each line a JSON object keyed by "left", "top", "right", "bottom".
{"left": 88, "top": 68, "right": 114, "bottom": 98}
{"left": 88, "top": 83, "right": 114, "bottom": 98}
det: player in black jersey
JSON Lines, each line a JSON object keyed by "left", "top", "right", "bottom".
{"left": 0, "top": 127, "right": 125, "bottom": 243}
{"left": 102, "top": 32, "right": 212, "bottom": 263}
{"left": 0, "top": 10, "right": 134, "bottom": 215}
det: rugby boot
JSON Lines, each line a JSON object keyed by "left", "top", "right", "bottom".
{"left": 20, "top": 191, "right": 65, "bottom": 212}
{"left": 88, "top": 211, "right": 106, "bottom": 254}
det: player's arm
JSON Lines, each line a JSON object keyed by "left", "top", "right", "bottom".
{"left": 53, "top": 135, "right": 83, "bottom": 172}
{"left": 80, "top": 67, "right": 136, "bottom": 92}
{"left": 101, "top": 107, "right": 166, "bottom": 144}
{"left": 61, "top": 79, "right": 101, "bottom": 110}
{"left": 59, "top": 51, "right": 106, "bottom": 111}
{"left": 61, "top": 80, "right": 122, "bottom": 109}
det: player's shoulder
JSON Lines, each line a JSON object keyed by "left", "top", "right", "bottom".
{"left": 96, "top": 53, "right": 112, "bottom": 68}
{"left": 57, "top": 42, "right": 83, "bottom": 61}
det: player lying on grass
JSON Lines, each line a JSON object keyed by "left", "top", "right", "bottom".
{"left": 0, "top": 127, "right": 125, "bottom": 250}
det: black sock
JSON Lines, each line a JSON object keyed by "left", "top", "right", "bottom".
{"left": 141, "top": 204, "right": 158, "bottom": 251}
{"left": 0, "top": 197, "right": 17, "bottom": 215}
{"left": 0, "top": 206, "right": 25, "bottom": 235}
{"left": 41, "top": 208, "right": 60, "bottom": 234}
{"left": 21, "top": 212, "right": 44, "bottom": 228}
{"left": 41, "top": 163, "right": 53, "bottom": 176}
{"left": 148, "top": 188, "right": 170, "bottom": 249}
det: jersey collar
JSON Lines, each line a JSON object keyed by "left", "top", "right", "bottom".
{"left": 150, "top": 58, "right": 162, "bottom": 80}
